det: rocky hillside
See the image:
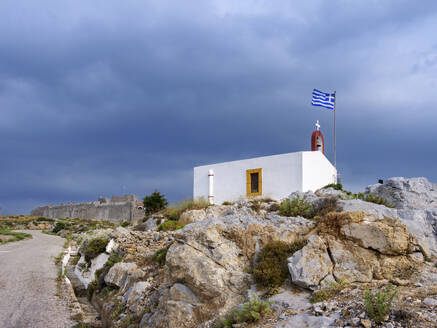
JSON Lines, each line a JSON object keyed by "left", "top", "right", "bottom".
{"left": 61, "top": 177, "right": 437, "bottom": 328}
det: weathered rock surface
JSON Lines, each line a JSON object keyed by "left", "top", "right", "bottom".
{"left": 104, "top": 262, "right": 139, "bottom": 290}
{"left": 366, "top": 177, "right": 437, "bottom": 210}
{"left": 287, "top": 235, "right": 333, "bottom": 289}
{"left": 341, "top": 199, "right": 437, "bottom": 256}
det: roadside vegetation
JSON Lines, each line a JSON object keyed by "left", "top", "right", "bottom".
{"left": 0, "top": 229, "right": 32, "bottom": 244}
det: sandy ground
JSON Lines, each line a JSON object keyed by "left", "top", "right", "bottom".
{"left": 0, "top": 230, "right": 75, "bottom": 328}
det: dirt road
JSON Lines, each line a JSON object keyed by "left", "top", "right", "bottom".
{"left": 0, "top": 230, "right": 75, "bottom": 328}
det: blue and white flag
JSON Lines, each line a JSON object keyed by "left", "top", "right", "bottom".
{"left": 312, "top": 89, "right": 335, "bottom": 110}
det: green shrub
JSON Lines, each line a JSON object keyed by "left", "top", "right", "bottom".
{"left": 313, "top": 197, "right": 340, "bottom": 217}
{"left": 322, "top": 183, "right": 343, "bottom": 191}
{"left": 364, "top": 284, "right": 397, "bottom": 323}
{"left": 279, "top": 196, "right": 313, "bottom": 219}
{"left": 120, "top": 221, "right": 130, "bottom": 227}
{"left": 309, "top": 279, "right": 348, "bottom": 303}
{"left": 52, "top": 221, "right": 67, "bottom": 233}
{"left": 157, "top": 220, "right": 185, "bottom": 232}
{"left": 84, "top": 238, "right": 109, "bottom": 263}
{"left": 254, "top": 240, "right": 305, "bottom": 289}
{"left": 267, "top": 203, "right": 280, "bottom": 212}
{"left": 143, "top": 190, "right": 168, "bottom": 215}
{"left": 219, "top": 297, "right": 272, "bottom": 327}
{"left": 36, "top": 217, "right": 55, "bottom": 222}
{"left": 154, "top": 246, "right": 169, "bottom": 266}
{"left": 222, "top": 201, "right": 234, "bottom": 205}
{"left": 364, "top": 194, "right": 394, "bottom": 208}
{"left": 106, "top": 253, "right": 122, "bottom": 268}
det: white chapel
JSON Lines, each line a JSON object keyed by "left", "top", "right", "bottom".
{"left": 193, "top": 122, "right": 337, "bottom": 205}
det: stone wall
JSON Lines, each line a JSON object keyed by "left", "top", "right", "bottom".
{"left": 31, "top": 195, "right": 144, "bottom": 224}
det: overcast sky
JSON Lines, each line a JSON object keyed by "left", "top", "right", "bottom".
{"left": 1, "top": 1, "right": 437, "bottom": 214}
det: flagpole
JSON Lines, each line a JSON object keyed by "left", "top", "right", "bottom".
{"left": 334, "top": 90, "right": 337, "bottom": 174}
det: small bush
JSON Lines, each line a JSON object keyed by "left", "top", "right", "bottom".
{"left": 310, "top": 279, "right": 348, "bottom": 303}
{"left": 36, "top": 217, "right": 55, "bottom": 222}
{"left": 219, "top": 297, "right": 272, "bottom": 327}
{"left": 313, "top": 197, "right": 340, "bottom": 217}
{"left": 120, "top": 221, "right": 130, "bottom": 227}
{"left": 323, "top": 183, "right": 343, "bottom": 191}
{"left": 143, "top": 190, "right": 168, "bottom": 215}
{"left": 157, "top": 220, "right": 185, "bottom": 232}
{"left": 84, "top": 238, "right": 109, "bottom": 263}
{"left": 267, "top": 203, "right": 280, "bottom": 212}
{"left": 364, "top": 194, "right": 394, "bottom": 208}
{"left": 364, "top": 284, "right": 397, "bottom": 323}
{"left": 279, "top": 196, "right": 313, "bottom": 219}
{"left": 52, "top": 222, "right": 67, "bottom": 233}
{"left": 254, "top": 240, "right": 305, "bottom": 289}
{"left": 222, "top": 201, "right": 234, "bottom": 205}
{"left": 154, "top": 246, "right": 169, "bottom": 266}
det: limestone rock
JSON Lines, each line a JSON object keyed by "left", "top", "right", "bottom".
{"left": 275, "top": 311, "right": 339, "bottom": 328}
{"left": 178, "top": 205, "right": 229, "bottom": 225}
{"left": 341, "top": 199, "right": 437, "bottom": 257}
{"left": 315, "top": 187, "right": 346, "bottom": 198}
{"left": 340, "top": 214, "right": 417, "bottom": 255}
{"left": 326, "top": 237, "right": 379, "bottom": 283}
{"left": 104, "top": 262, "right": 137, "bottom": 289}
{"left": 169, "top": 283, "right": 199, "bottom": 303}
{"left": 287, "top": 235, "right": 333, "bottom": 289}
{"left": 124, "top": 281, "right": 151, "bottom": 314}
{"left": 365, "top": 177, "right": 437, "bottom": 210}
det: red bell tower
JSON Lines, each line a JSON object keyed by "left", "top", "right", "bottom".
{"left": 311, "top": 120, "right": 325, "bottom": 154}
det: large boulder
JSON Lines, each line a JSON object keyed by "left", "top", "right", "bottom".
{"left": 340, "top": 214, "right": 418, "bottom": 255}
{"left": 287, "top": 235, "right": 333, "bottom": 289}
{"left": 341, "top": 199, "right": 437, "bottom": 257}
{"left": 104, "top": 262, "right": 142, "bottom": 290}
{"left": 326, "top": 236, "right": 379, "bottom": 282}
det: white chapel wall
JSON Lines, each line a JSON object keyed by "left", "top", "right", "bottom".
{"left": 194, "top": 152, "right": 303, "bottom": 204}
{"left": 301, "top": 151, "right": 337, "bottom": 192}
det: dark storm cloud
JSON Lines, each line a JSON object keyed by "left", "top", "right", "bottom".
{"left": 1, "top": 0, "right": 437, "bottom": 214}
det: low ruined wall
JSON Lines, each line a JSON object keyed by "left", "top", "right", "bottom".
{"left": 31, "top": 201, "right": 144, "bottom": 224}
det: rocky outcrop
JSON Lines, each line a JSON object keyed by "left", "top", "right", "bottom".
{"left": 287, "top": 211, "right": 425, "bottom": 287}
{"left": 366, "top": 177, "right": 437, "bottom": 210}
{"left": 67, "top": 177, "right": 437, "bottom": 328}
{"left": 287, "top": 235, "right": 333, "bottom": 289}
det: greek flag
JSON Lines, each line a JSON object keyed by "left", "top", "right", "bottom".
{"left": 312, "top": 89, "right": 335, "bottom": 110}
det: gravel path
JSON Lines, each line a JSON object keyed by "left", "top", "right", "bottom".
{"left": 0, "top": 230, "right": 75, "bottom": 328}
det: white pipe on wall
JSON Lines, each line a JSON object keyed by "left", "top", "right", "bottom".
{"left": 208, "top": 169, "right": 214, "bottom": 205}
